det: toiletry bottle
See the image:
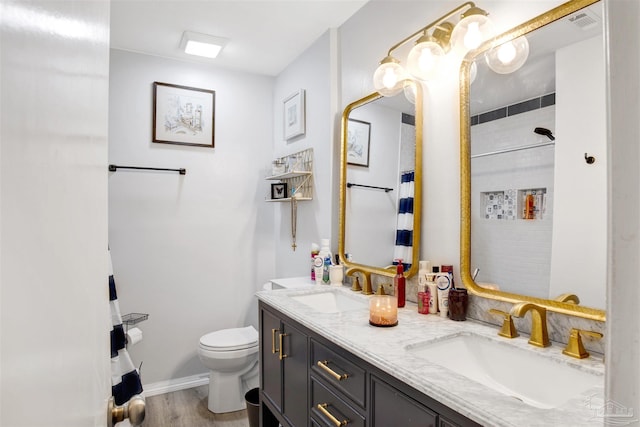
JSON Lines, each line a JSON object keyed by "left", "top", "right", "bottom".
{"left": 427, "top": 276, "right": 438, "bottom": 314}
{"left": 318, "top": 239, "right": 332, "bottom": 266}
{"left": 441, "top": 265, "right": 454, "bottom": 289}
{"left": 310, "top": 243, "right": 319, "bottom": 282}
{"left": 394, "top": 263, "right": 406, "bottom": 308}
{"left": 436, "top": 274, "right": 451, "bottom": 318}
{"left": 418, "top": 260, "right": 431, "bottom": 288}
{"left": 323, "top": 255, "right": 331, "bottom": 284}
{"left": 417, "top": 283, "right": 430, "bottom": 314}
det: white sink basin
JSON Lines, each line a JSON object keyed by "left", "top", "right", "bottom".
{"left": 406, "top": 332, "right": 603, "bottom": 409}
{"left": 290, "top": 290, "right": 367, "bottom": 313}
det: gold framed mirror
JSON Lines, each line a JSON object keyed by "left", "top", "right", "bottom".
{"left": 338, "top": 82, "right": 423, "bottom": 287}
{"left": 460, "top": 0, "right": 605, "bottom": 321}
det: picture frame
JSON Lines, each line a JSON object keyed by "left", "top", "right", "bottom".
{"left": 271, "top": 183, "right": 289, "bottom": 200}
{"left": 152, "top": 82, "right": 215, "bottom": 148}
{"left": 347, "top": 119, "right": 371, "bottom": 167}
{"left": 283, "top": 89, "right": 305, "bottom": 141}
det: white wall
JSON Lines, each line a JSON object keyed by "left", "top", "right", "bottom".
{"left": 108, "top": 50, "right": 275, "bottom": 386}
{"left": 1, "top": 1, "right": 111, "bottom": 424}
{"left": 606, "top": 0, "right": 640, "bottom": 422}
{"left": 272, "top": 31, "right": 338, "bottom": 278}
{"left": 550, "top": 35, "right": 607, "bottom": 308}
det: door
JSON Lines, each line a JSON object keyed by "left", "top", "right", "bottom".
{"left": 282, "top": 321, "right": 308, "bottom": 427}
{"left": 1, "top": 1, "right": 112, "bottom": 425}
{"left": 260, "top": 308, "right": 283, "bottom": 411}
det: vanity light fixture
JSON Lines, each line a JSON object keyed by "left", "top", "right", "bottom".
{"left": 485, "top": 35, "right": 530, "bottom": 74}
{"left": 373, "top": 2, "right": 494, "bottom": 95}
{"left": 180, "top": 31, "right": 227, "bottom": 59}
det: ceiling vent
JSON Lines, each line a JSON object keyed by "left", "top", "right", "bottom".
{"left": 567, "top": 9, "right": 599, "bottom": 30}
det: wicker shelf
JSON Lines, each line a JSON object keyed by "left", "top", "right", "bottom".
{"left": 265, "top": 148, "right": 313, "bottom": 201}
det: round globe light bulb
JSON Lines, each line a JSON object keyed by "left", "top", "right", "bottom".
{"left": 407, "top": 40, "right": 445, "bottom": 81}
{"left": 373, "top": 59, "right": 407, "bottom": 97}
{"left": 403, "top": 81, "right": 417, "bottom": 104}
{"left": 469, "top": 61, "right": 478, "bottom": 84}
{"left": 464, "top": 22, "right": 482, "bottom": 50}
{"left": 497, "top": 41, "right": 517, "bottom": 64}
{"left": 450, "top": 12, "right": 495, "bottom": 57}
{"left": 485, "top": 36, "right": 530, "bottom": 74}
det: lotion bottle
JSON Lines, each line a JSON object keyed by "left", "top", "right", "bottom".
{"left": 417, "top": 283, "right": 430, "bottom": 314}
{"left": 394, "top": 263, "right": 406, "bottom": 308}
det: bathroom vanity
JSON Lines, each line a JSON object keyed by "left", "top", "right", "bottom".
{"left": 257, "top": 286, "right": 604, "bottom": 427}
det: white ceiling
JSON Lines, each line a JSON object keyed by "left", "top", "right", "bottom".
{"left": 110, "top": 0, "right": 368, "bottom": 76}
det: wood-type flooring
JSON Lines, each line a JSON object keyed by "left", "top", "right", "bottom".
{"left": 141, "top": 385, "right": 250, "bottom": 427}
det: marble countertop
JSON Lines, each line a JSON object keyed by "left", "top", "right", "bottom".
{"left": 256, "top": 284, "right": 606, "bottom": 427}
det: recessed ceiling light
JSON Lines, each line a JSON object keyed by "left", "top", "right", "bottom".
{"left": 180, "top": 31, "right": 227, "bottom": 59}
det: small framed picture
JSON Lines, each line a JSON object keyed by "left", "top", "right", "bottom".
{"left": 271, "top": 183, "right": 288, "bottom": 200}
{"left": 347, "top": 119, "right": 371, "bottom": 167}
{"left": 283, "top": 89, "right": 305, "bottom": 141}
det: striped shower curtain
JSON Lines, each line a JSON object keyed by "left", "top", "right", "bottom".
{"left": 109, "top": 250, "right": 143, "bottom": 405}
{"left": 393, "top": 171, "right": 414, "bottom": 270}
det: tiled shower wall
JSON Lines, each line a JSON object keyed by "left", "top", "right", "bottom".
{"left": 470, "top": 105, "right": 555, "bottom": 298}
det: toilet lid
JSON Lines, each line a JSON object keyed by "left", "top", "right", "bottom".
{"left": 200, "top": 326, "right": 258, "bottom": 351}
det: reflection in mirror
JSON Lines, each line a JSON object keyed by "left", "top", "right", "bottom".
{"left": 460, "top": 0, "right": 606, "bottom": 320}
{"left": 339, "top": 83, "right": 422, "bottom": 281}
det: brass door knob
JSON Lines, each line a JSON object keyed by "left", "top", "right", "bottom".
{"left": 108, "top": 395, "right": 145, "bottom": 427}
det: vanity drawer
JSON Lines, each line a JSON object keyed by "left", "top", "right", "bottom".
{"left": 311, "top": 377, "right": 365, "bottom": 427}
{"left": 310, "top": 339, "right": 366, "bottom": 407}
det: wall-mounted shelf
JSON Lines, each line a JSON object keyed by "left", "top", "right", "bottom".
{"left": 265, "top": 148, "right": 314, "bottom": 201}
{"left": 265, "top": 170, "right": 312, "bottom": 181}
{"left": 265, "top": 197, "right": 313, "bottom": 203}
{"left": 122, "top": 313, "right": 149, "bottom": 326}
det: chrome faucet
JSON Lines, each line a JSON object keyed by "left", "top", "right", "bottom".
{"left": 510, "top": 302, "right": 550, "bottom": 347}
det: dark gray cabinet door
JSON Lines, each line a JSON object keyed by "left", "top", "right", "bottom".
{"left": 260, "top": 308, "right": 282, "bottom": 412}
{"left": 371, "top": 375, "right": 438, "bottom": 427}
{"left": 282, "top": 320, "right": 309, "bottom": 427}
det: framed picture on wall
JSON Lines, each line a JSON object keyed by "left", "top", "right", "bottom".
{"left": 347, "top": 119, "right": 371, "bottom": 167}
{"left": 271, "top": 183, "right": 288, "bottom": 200}
{"left": 152, "top": 82, "right": 215, "bottom": 148}
{"left": 283, "top": 89, "right": 305, "bottom": 141}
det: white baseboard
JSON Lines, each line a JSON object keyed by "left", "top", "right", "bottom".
{"left": 143, "top": 373, "right": 210, "bottom": 397}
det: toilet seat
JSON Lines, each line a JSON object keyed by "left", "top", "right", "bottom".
{"left": 199, "top": 326, "right": 258, "bottom": 351}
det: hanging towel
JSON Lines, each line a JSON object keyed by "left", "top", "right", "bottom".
{"left": 393, "top": 171, "right": 414, "bottom": 271}
{"left": 109, "top": 249, "right": 143, "bottom": 405}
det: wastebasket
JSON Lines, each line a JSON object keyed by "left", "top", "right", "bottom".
{"left": 245, "top": 388, "right": 260, "bottom": 427}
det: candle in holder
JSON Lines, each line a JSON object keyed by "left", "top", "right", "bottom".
{"left": 369, "top": 295, "right": 398, "bottom": 327}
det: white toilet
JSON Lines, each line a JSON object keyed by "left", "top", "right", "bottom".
{"left": 197, "top": 325, "right": 259, "bottom": 413}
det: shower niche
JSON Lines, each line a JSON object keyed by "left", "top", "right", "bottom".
{"left": 481, "top": 188, "right": 547, "bottom": 220}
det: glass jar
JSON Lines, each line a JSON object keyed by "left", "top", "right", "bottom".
{"left": 272, "top": 160, "right": 286, "bottom": 175}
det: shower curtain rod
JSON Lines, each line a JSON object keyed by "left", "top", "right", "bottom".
{"left": 347, "top": 182, "right": 393, "bottom": 192}
{"left": 471, "top": 141, "right": 555, "bottom": 159}
{"left": 109, "top": 164, "right": 186, "bottom": 175}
